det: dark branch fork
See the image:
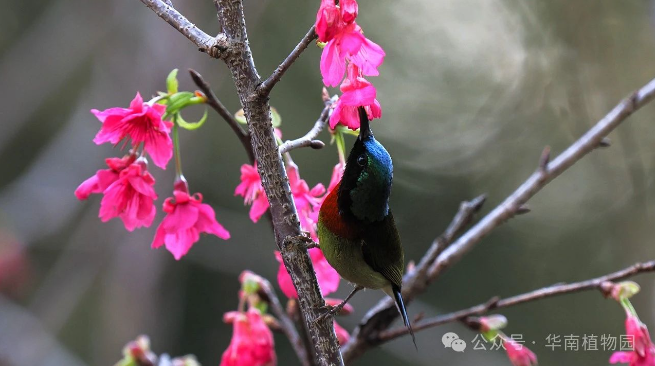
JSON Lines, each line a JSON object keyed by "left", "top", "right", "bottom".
{"left": 188, "top": 69, "right": 255, "bottom": 164}
{"left": 259, "top": 276, "right": 311, "bottom": 366}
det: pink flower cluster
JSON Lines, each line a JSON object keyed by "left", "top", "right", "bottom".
{"left": 316, "top": 0, "right": 385, "bottom": 130}
{"left": 221, "top": 309, "right": 276, "bottom": 366}
{"left": 76, "top": 93, "right": 230, "bottom": 259}
{"left": 235, "top": 162, "right": 343, "bottom": 242}
{"left": 235, "top": 161, "right": 348, "bottom": 346}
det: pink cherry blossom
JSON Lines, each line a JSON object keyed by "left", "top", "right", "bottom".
{"left": 320, "top": 23, "right": 385, "bottom": 87}
{"left": 504, "top": 338, "right": 538, "bottom": 366}
{"left": 334, "top": 320, "right": 350, "bottom": 345}
{"left": 286, "top": 163, "right": 325, "bottom": 240}
{"left": 75, "top": 155, "right": 136, "bottom": 200}
{"left": 92, "top": 92, "right": 173, "bottom": 169}
{"left": 220, "top": 308, "right": 276, "bottom": 366}
{"left": 235, "top": 164, "right": 269, "bottom": 223}
{"left": 152, "top": 187, "right": 230, "bottom": 260}
{"left": 339, "top": 0, "right": 358, "bottom": 24}
{"left": 275, "top": 248, "right": 340, "bottom": 299}
{"left": 315, "top": 0, "right": 343, "bottom": 42}
{"left": 611, "top": 314, "right": 655, "bottom": 366}
{"left": 98, "top": 159, "right": 157, "bottom": 231}
{"left": 329, "top": 64, "right": 382, "bottom": 130}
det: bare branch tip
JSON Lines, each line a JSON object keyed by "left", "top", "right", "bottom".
{"left": 469, "top": 194, "right": 487, "bottom": 212}
{"left": 598, "top": 137, "right": 611, "bottom": 148}
{"left": 309, "top": 140, "right": 325, "bottom": 149}
{"left": 516, "top": 204, "right": 531, "bottom": 215}
{"left": 539, "top": 146, "right": 551, "bottom": 171}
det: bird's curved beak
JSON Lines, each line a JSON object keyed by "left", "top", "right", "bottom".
{"left": 358, "top": 107, "right": 372, "bottom": 141}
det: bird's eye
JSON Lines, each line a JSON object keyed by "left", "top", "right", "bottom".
{"left": 357, "top": 154, "right": 367, "bottom": 167}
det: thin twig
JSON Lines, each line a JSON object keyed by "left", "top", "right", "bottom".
{"left": 258, "top": 26, "right": 318, "bottom": 96}
{"left": 188, "top": 69, "right": 254, "bottom": 163}
{"left": 138, "top": 0, "right": 229, "bottom": 57}
{"left": 279, "top": 95, "right": 337, "bottom": 155}
{"left": 378, "top": 261, "right": 655, "bottom": 342}
{"left": 404, "top": 195, "right": 486, "bottom": 296}
{"left": 259, "top": 277, "right": 310, "bottom": 366}
{"left": 429, "top": 79, "right": 655, "bottom": 282}
{"left": 342, "top": 77, "right": 655, "bottom": 362}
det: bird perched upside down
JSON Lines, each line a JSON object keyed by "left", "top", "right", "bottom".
{"left": 317, "top": 107, "right": 415, "bottom": 346}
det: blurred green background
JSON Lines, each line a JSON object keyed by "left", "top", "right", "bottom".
{"left": 2, "top": 0, "right": 655, "bottom": 365}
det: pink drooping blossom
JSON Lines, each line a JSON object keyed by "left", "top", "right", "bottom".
{"left": 320, "top": 23, "right": 385, "bottom": 87}
{"left": 75, "top": 155, "right": 136, "bottom": 200}
{"left": 610, "top": 314, "right": 655, "bottom": 366}
{"left": 329, "top": 64, "right": 382, "bottom": 130}
{"left": 97, "top": 159, "right": 157, "bottom": 231}
{"left": 235, "top": 164, "right": 269, "bottom": 223}
{"left": 92, "top": 92, "right": 173, "bottom": 169}
{"left": 316, "top": 0, "right": 344, "bottom": 42}
{"left": 152, "top": 186, "right": 230, "bottom": 260}
{"left": 334, "top": 320, "right": 350, "bottom": 345}
{"left": 504, "top": 338, "right": 538, "bottom": 366}
{"left": 275, "top": 248, "right": 340, "bottom": 299}
{"left": 220, "top": 308, "right": 276, "bottom": 366}
{"left": 286, "top": 163, "right": 325, "bottom": 240}
{"left": 339, "top": 0, "right": 358, "bottom": 24}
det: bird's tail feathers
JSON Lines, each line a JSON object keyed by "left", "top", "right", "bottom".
{"left": 391, "top": 284, "right": 417, "bottom": 350}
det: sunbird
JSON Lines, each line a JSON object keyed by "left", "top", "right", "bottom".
{"left": 317, "top": 107, "right": 416, "bottom": 346}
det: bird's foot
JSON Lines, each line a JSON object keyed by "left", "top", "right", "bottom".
{"left": 295, "top": 234, "right": 318, "bottom": 249}
{"left": 314, "top": 303, "right": 343, "bottom": 323}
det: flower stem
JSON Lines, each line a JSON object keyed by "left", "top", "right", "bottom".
{"left": 335, "top": 129, "right": 346, "bottom": 164}
{"left": 173, "top": 116, "right": 183, "bottom": 179}
{"left": 621, "top": 298, "right": 639, "bottom": 318}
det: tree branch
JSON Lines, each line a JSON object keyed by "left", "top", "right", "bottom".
{"left": 213, "top": 0, "right": 344, "bottom": 364}
{"left": 188, "top": 69, "right": 254, "bottom": 164}
{"left": 342, "top": 77, "right": 655, "bottom": 363}
{"left": 138, "top": 0, "right": 229, "bottom": 57}
{"left": 279, "top": 94, "right": 337, "bottom": 155}
{"left": 377, "top": 260, "right": 655, "bottom": 342}
{"left": 258, "top": 26, "right": 318, "bottom": 96}
{"left": 259, "top": 277, "right": 310, "bottom": 366}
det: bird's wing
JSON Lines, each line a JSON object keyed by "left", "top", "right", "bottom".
{"left": 360, "top": 212, "right": 404, "bottom": 288}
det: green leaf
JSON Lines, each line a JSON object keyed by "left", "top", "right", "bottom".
{"left": 166, "top": 69, "right": 179, "bottom": 94}
{"left": 270, "top": 107, "right": 282, "bottom": 127}
{"left": 234, "top": 109, "right": 247, "bottom": 124}
{"left": 176, "top": 109, "right": 208, "bottom": 131}
{"left": 166, "top": 92, "right": 195, "bottom": 115}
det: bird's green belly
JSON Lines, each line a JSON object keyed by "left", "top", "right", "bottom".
{"left": 318, "top": 224, "right": 389, "bottom": 290}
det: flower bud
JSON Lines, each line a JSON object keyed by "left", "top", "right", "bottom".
{"left": 480, "top": 315, "right": 508, "bottom": 333}
{"left": 608, "top": 281, "right": 641, "bottom": 301}
{"left": 116, "top": 335, "right": 157, "bottom": 366}
{"left": 166, "top": 69, "right": 179, "bottom": 94}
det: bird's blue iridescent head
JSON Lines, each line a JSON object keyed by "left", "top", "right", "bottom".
{"left": 338, "top": 108, "right": 393, "bottom": 223}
